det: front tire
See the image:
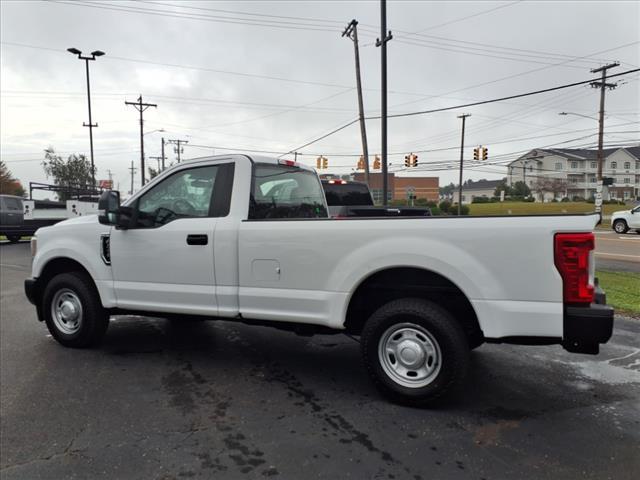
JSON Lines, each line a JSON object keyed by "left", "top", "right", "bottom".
{"left": 42, "top": 272, "right": 110, "bottom": 348}
{"left": 613, "top": 219, "right": 628, "bottom": 234}
{"left": 6, "top": 235, "right": 21, "bottom": 243}
{"left": 361, "top": 298, "right": 469, "bottom": 407}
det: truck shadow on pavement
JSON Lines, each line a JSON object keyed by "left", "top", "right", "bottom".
{"left": 99, "top": 315, "right": 631, "bottom": 417}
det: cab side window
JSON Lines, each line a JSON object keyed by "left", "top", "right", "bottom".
{"left": 3, "top": 197, "right": 23, "bottom": 211}
{"left": 249, "top": 164, "right": 327, "bottom": 220}
{"left": 134, "top": 163, "right": 233, "bottom": 228}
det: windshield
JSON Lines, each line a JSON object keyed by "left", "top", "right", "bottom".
{"left": 249, "top": 164, "right": 328, "bottom": 219}
{"left": 322, "top": 182, "right": 373, "bottom": 206}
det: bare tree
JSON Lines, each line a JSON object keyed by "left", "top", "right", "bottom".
{"left": 549, "top": 178, "right": 568, "bottom": 200}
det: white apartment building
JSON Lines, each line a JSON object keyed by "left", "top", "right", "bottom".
{"left": 508, "top": 146, "right": 640, "bottom": 202}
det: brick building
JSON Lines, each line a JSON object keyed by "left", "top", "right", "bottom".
{"left": 353, "top": 172, "right": 439, "bottom": 203}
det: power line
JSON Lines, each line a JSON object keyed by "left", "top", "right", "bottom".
{"left": 405, "top": 1, "right": 522, "bottom": 34}
{"left": 382, "top": 68, "right": 640, "bottom": 120}
{"left": 52, "top": 1, "right": 341, "bottom": 32}
{"left": 392, "top": 38, "right": 588, "bottom": 70}
{"left": 388, "top": 40, "right": 640, "bottom": 111}
{"left": 280, "top": 68, "right": 639, "bottom": 153}
{"left": 183, "top": 128, "right": 638, "bottom": 162}
{"left": 141, "top": 0, "right": 350, "bottom": 27}
{"left": 382, "top": 31, "right": 614, "bottom": 66}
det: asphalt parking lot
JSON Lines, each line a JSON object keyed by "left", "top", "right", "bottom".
{"left": 1, "top": 241, "right": 639, "bottom": 479}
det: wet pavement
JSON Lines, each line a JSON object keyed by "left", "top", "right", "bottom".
{"left": 1, "top": 241, "right": 639, "bottom": 479}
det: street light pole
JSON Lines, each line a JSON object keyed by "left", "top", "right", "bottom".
{"left": 67, "top": 47, "right": 105, "bottom": 190}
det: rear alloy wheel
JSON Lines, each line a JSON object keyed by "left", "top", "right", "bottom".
{"left": 361, "top": 298, "right": 469, "bottom": 407}
{"left": 613, "top": 220, "right": 628, "bottom": 234}
{"left": 42, "top": 272, "right": 110, "bottom": 348}
{"left": 6, "top": 235, "right": 21, "bottom": 243}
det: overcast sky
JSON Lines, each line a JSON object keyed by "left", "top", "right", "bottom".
{"left": 1, "top": 0, "right": 638, "bottom": 196}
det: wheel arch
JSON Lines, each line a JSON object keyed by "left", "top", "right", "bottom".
{"left": 34, "top": 257, "right": 103, "bottom": 320}
{"left": 344, "top": 266, "right": 484, "bottom": 348}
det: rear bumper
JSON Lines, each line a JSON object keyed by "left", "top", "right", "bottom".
{"left": 562, "top": 287, "right": 614, "bottom": 355}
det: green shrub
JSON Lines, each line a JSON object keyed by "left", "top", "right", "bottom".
{"left": 438, "top": 200, "right": 451, "bottom": 213}
{"left": 448, "top": 204, "right": 470, "bottom": 215}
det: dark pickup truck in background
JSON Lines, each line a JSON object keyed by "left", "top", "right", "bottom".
{"left": 321, "top": 179, "right": 431, "bottom": 218}
{"left": 0, "top": 195, "right": 66, "bottom": 243}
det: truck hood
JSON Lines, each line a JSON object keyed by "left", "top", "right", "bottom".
{"left": 612, "top": 210, "right": 630, "bottom": 216}
{"left": 52, "top": 214, "right": 100, "bottom": 227}
{"left": 34, "top": 213, "right": 102, "bottom": 238}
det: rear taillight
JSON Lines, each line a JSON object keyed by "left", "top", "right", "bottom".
{"left": 554, "top": 233, "right": 595, "bottom": 306}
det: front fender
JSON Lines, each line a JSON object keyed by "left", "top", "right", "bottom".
{"left": 32, "top": 229, "right": 116, "bottom": 308}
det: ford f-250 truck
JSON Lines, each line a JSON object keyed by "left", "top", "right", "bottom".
{"left": 24, "top": 154, "right": 614, "bottom": 405}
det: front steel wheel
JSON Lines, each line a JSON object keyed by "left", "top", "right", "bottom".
{"left": 51, "top": 288, "right": 83, "bottom": 335}
{"left": 43, "top": 272, "right": 109, "bottom": 348}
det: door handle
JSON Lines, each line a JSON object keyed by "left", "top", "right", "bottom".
{"left": 186, "top": 234, "right": 208, "bottom": 245}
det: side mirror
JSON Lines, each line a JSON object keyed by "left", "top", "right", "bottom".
{"left": 98, "top": 190, "right": 121, "bottom": 226}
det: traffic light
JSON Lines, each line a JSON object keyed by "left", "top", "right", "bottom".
{"left": 373, "top": 155, "right": 381, "bottom": 169}
{"left": 405, "top": 153, "right": 418, "bottom": 167}
{"left": 357, "top": 156, "right": 365, "bottom": 170}
{"left": 322, "top": 156, "right": 328, "bottom": 169}
{"left": 473, "top": 147, "right": 480, "bottom": 160}
{"left": 316, "top": 156, "right": 322, "bottom": 169}
{"left": 482, "top": 146, "right": 488, "bottom": 161}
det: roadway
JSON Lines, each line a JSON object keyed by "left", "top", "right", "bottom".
{"left": 1, "top": 242, "right": 639, "bottom": 479}
{"left": 594, "top": 230, "right": 640, "bottom": 272}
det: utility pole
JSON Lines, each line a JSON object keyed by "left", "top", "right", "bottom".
{"left": 457, "top": 114, "right": 471, "bottom": 215}
{"left": 161, "top": 137, "right": 167, "bottom": 170}
{"left": 343, "top": 19, "right": 370, "bottom": 186}
{"left": 590, "top": 62, "right": 619, "bottom": 218}
{"left": 106, "top": 168, "right": 113, "bottom": 189}
{"left": 128, "top": 161, "right": 137, "bottom": 195}
{"left": 168, "top": 139, "right": 189, "bottom": 163}
{"left": 125, "top": 95, "right": 157, "bottom": 186}
{"left": 376, "top": 0, "right": 392, "bottom": 206}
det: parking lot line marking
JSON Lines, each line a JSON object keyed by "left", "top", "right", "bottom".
{"left": 0, "top": 263, "right": 28, "bottom": 270}
{"left": 595, "top": 252, "right": 640, "bottom": 259}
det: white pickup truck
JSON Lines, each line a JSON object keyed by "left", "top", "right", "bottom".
{"left": 25, "top": 155, "right": 614, "bottom": 405}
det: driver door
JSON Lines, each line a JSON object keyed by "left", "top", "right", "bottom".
{"left": 109, "top": 162, "right": 234, "bottom": 316}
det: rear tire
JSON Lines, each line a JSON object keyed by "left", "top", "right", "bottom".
{"left": 361, "top": 298, "right": 469, "bottom": 407}
{"left": 42, "top": 272, "right": 110, "bottom": 348}
{"left": 613, "top": 220, "right": 628, "bottom": 234}
{"left": 6, "top": 235, "right": 21, "bottom": 243}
